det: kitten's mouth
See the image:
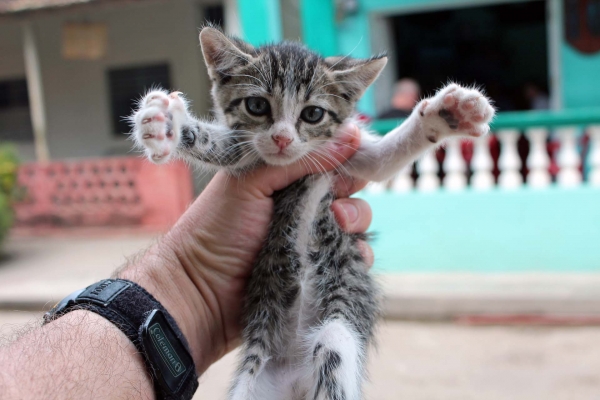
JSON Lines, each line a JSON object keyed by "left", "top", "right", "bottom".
{"left": 262, "top": 149, "right": 301, "bottom": 166}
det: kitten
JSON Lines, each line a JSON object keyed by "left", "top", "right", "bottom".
{"left": 130, "top": 27, "right": 494, "bottom": 400}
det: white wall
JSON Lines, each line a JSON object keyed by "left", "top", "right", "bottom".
{"left": 369, "top": 15, "right": 397, "bottom": 117}
{"left": 0, "top": 0, "right": 214, "bottom": 161}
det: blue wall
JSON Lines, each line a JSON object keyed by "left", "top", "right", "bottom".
{"left": 562, "top": 45, "right": 600, "bottom": 109}
{"left": 328, "top": 0, "right": 600, "bottom": 112}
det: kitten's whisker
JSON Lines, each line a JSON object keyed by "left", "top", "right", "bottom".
{"left": 219, "top": 49, "right": 270, "bottom": 88}
{"left": 307, "top": 37, "right": 363, "bottom": 98}
{"left": 230, "top": 83, "right": 264, "bottom": 90}
{"left": 313, "top": 93, "right": 350, "bottom": 103}
{"left": 311, "top": 147, "right": 355, "bottom": 178}
{"left": 219, "top": 71, "right": 266, "bottom": 87}
{"left": 304, "top": 153, "right": 329, "bottom": 175}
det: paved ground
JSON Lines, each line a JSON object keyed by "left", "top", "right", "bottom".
{"left": 0, "top": 234, "right": 155, "bottom": 309}
{"left": 2, "top": 310, "right": 600, "bottom": 400}
{"left": 3, "top": 235, "right": 600, "bottom": 398}
{"left": 3, "top": 235, "right": 600, "bottom": 318}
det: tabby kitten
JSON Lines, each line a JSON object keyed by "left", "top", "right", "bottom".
{"left": 131, "top": 27, "right": 494, "bottom": 400}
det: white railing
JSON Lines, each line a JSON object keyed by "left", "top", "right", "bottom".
{"left": 365, "top": 114, "right": 600, "bottom": 193}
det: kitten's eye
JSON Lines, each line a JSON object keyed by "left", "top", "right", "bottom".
{"left": 245, "top": 97, "right": 270, "bottom": 116}
{"left": 300, "top": 106, "right": 325, "bottom": 124}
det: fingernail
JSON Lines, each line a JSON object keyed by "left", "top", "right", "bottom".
{"left": 341, "top": 202, "right": 359, "bottom": 224}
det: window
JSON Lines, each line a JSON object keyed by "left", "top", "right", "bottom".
{"left": 108, "top": 64, "right": 171, "bottom": 135}
{"left": 0, "top": 79, "right": 33, "bottom": 142}
{"left": 203, "top": 5, "right": 225, "bottom": 30}
{"left": 388, "top": 2, "right": 548, "bottom": 112}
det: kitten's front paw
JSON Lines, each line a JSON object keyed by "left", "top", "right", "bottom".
{"left": 131, "top": 90, "right": 186, "bottom": 164}
{"left": 417, "top": 83, "right": 495, "bottom": 143}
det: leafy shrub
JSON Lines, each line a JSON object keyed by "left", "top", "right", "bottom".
{"left": 0, "top": 145, "right": 19, "bottom": 244}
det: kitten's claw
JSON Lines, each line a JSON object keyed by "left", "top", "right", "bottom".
{"left": 131, "top": 90, "right": 187, "bottom": 164}
{"left": 418, "top": 83, "right": 494, "bottom": 142}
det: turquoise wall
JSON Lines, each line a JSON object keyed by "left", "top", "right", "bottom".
{"left": 238, "top": 0, "right": 282, "bottom": 45}
{"left": 241, "top": 0, "right": 600, "bottom": 110}
{"left": 326, "top": 0, "right": 600, "bottom": 112}
{"left": 562, "top": 45, "right": 600, "bottom": 109}
{"left": 361, "top": 187, "right": 600, "bottom": 273}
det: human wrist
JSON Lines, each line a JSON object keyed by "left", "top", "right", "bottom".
{"left": 117, "top": 238, "right": 218, "bottom": 374}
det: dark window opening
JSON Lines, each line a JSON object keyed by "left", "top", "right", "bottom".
{"left": 388, "top": 1, "right": 548, "bottom": 112}
{"left": 108, "top": 64, "right": 171, "bottom": 136}
{"left": 204, "top": 5, "right": 225, "bottom": 30}
{"left": 0, "top": 79, "right": 33, "bottom": 142}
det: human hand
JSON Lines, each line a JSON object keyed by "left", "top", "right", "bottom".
{"left": 119, "top": 123, "right": 373, "bottom": 374}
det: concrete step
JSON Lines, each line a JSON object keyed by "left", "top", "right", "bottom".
{"left": 2, "top": 236, "right": 600, "bottom": 320}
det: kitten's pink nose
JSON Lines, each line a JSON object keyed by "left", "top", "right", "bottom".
{"left": 272, "top": 133, "right": 293, "bottom": 150}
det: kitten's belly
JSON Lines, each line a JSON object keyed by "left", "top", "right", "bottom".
{"left": 281, "top": 173, "right": 331, "bottom": 358}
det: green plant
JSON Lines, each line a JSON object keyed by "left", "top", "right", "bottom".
{"left": 0, "top": 145, "right": 19, "bottom": 245}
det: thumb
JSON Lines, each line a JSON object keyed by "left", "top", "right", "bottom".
{"left": 244, "top": 123, "right": 361, "bottom": 196}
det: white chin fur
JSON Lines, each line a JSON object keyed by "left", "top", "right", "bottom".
{"left": 258, "top": 151, "right": 303, "bottom": 167}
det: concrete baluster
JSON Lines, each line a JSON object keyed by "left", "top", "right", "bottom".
{"left": 556, "top": 127, "right": 582, "bottom": 187}
{"left": 588, "top": 125, "right": 600, "bottom": 187}
{"left": 471, "top": 135, "right": 494, "bottom": 190}
{"left": 525, "top": 127, "right": 551, "bottom": 188}
{"left": 443, "top": 140, "right": 467, "bottom": 191}
{"left": 498, "top": 129, "right": 522, "bottom": 189}
{"left": 390, "top": 164, "right": 413, "bottom": 193}
{"left": 365, "top": 180, "right": 388, "bottom": 194}
{"left": 416, "top": 151, "right": 440, "bottom": 192}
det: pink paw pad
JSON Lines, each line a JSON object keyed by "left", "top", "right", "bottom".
{"left": 420, "top": 83, "right": 495, "bottom": 140}
{"left": 141, "top": 112, "right": 166, "bottom": 124}
{"left": 443, "top": 94, "right": 456, "bottom": 107}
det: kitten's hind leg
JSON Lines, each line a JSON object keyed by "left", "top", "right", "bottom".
{"left": 306, "top": 320, "right": 364, "bottom": 400}
{"left": 229, "top": 347, "right": 277, "bottom": 400}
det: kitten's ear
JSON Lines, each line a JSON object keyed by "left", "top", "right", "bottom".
{"left": 199, "top": 27, "right": 256, "bottom": 79}
{"left": 326, "top": 56, "right": 388, "bottom": 100}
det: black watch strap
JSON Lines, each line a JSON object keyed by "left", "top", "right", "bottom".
{"left": 44, "top": 279, "right": 199, "bottom": 400}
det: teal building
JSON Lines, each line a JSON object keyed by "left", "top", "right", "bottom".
{"left": 239, "top": 0, "right": 600, "bottom": 273}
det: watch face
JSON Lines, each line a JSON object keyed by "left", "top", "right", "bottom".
{"left": 141, "top": 309, "right": 195, "bottom": 394}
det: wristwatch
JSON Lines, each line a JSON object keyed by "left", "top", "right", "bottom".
{"left": 44, "top": 279, "right": 199, "bottom": 400}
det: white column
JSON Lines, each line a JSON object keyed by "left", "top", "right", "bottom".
{"left": 497, "top": 129, "right": 522, "bottom": 189}
{"left": 390, "top": 165, "right": 413, "bottom": 193}
{"left": 547, "top": 0, "right": 563, "bottom": 110}
{"left": 23, "top": 23, "right": 50, "bottom": 162}
{"left": 416, "top": 151, "right": 440, "bottom": 192}
{"left": 526, "top": 127, "right": 551, "bottom": 188}
{"left": 443, "top": 140, "right": 467, "bottom": 191}
{"left": 365, "top": 180, "right": 388, "bottom": 194}
{"left": 471, "top": 136, "right": 494, "bottom": 190}
{"left": 223, "top": 0, "right": 242, "bottom": 36}
{"left": 587, "top": 126, "right": 600, "bottom": 186}
{"left": 556, "top": 127, "right": 582, "bottom": 187}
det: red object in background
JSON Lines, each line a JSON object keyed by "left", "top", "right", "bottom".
{"left": 564, "top": 0, "right": 600, "bottom": 54}
{"left": 458, "top": 314, "right": 600, "bottom": 326}
{"left": 14, "top": 157, "right": 193, "bottom": 231}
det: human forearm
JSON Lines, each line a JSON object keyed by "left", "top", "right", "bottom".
{"left": 0, "top": 310, "right": 154, "bottom": 399}
{"left": 0, "top": 235, "right": 221, "bottom": 400}
{"left": 115, "top": 239, "right": 217, "bottom": 373}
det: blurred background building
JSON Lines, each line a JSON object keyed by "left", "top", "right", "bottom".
{"left": 0, "top": 0, "right": 598, "bottom": 272}
{"left": 1, "top": 1, "right": 600, "bottom": 398}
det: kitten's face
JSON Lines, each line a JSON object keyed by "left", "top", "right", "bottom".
{"left": 200, "top": 28, "right": 386, "bottom": 168}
